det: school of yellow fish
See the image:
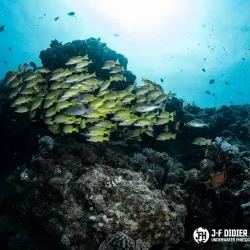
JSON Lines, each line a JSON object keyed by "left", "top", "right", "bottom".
{"left": 4, "top": 55, "right": 178, "bottom": 142}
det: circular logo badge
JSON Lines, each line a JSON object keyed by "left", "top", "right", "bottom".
{"left": 193, "top": 227, "right": 209, "bottom": 243}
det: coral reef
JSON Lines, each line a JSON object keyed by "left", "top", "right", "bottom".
{"left": 0, "top": 38, "right": 250, "bottom": 250}
{"left": 39, "top": 38, "right": 136, "bottom": 90}
{"left": 1, "top": 139, "right": 186, "bottom": 249}
{"left": 98, "top": 232, "right": 151, "bottom": 250}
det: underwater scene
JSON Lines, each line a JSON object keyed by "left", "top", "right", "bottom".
{"left": 0, "top": 0, "right": 250, "bottom": 249}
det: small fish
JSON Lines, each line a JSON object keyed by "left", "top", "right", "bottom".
{"left": 205, "top": 171, "right": 227, "bottom": 186}
{"left": 64, "top": 105, "right": 89, "bottom": 116}
{"left": 56, "top": 100, "right": 75, "bottom": 111}
{"left": 54, "top": 114, "right": 75, "bottom": 124}
{"left": 45, "top": 107, "right": 57, "bottom": 117}
{"left": 109, "top": 66, "right": 124, "bottom": 74}
{"left": 9, "top": 47, "right": 12, "bottom": 51}
{"left": 48, "top": 124, "right": 60, "bottom": 134}
{"left": 146, "top": 89, "right": 162, "bottom": 100}
{"left": 202, "top": 68, "right": 206, "bottom": 72}
{"left": 54, "top": 17, "right": 59, "bottom": 21}
{"left": 0, "top": 25, "right": 5, "bottom": 32}
{"left": 205, "top": 91, "right": 210, "bottom": 94}
{"left": 155, "top": 117, "right": 173, "bottom": 125}
{"left": 6, "top": 72, "right": 17, "bottom": 84}
{"left": 185, "top": 120, "right": 210, "bottom": 128}
{"left": 20, "top": 88, "right": 36, "bottom": 95}
{"left": 136, "top": 86, "right": 151, "bottom": 96}
{"left": 9, "top": 88, "right": 20, "bottom": 99}
{"left": 158, "top": 111, "right": 175, "bottom": 118}
{"left": 155, "top": 93, "right": 167, "bottom": 104}
{"left": 160, "top": 78, "right": 164, "bottom": 83}
{"left": 122, "top": 94, "right": 135, "bottom": 104}
{"left": 36, "top": 67, "right": 50, "bottom": 73}
{"left": 230, "top": 101, "right": 234, "bottom": 104}
{"left": 209, "top": 79, "right": 215, "bottom": 84}
{"left": 141, "top": 77, "right": 154, "bottom": 85}
{"left": 110, "top": 74, "right": 126, "bottom": 82}
{"left": 157, "top": 132, "right": 176, "bottom": 140}
{"left": 225, "top": 82, "right": 229, "bottom": 85}
{"left": 63, "top": 125, "right": 79, "bottom": 134}
{"left": 45, "top": 117, "right": 53, "bottom": 125}
{"left": 134, "top": 118, "right": 155, "bottom": 127}
{"left": 23, "top": 73, "right": 39, "bottom": 81}
{"left": 15, "top": 106, "right": 29, "bottom": 113}
{"left": 136, "top": 96, "right": 147, "bottom": 103}
{"left": 12, "top": 96, "right": 32, "bottom": 106}
{"left": 9, "top": 79, "right": 20, "bottom": 88}
{"left": 239, "top": 92, "right": 243, "bottom": 94}
{"left": 95, "top": 120, "right": 117, "bottom": 129}
{"left": 135, "top": 103, "right": 163, "bottom": 113}
{"left": 99, "top": 80, "right": 111, "bottom": 92}
{"left": 84, "top": 129, "right": 110, "bottom": 137}
{"left": 68, "top": 12, "right": 75, "bottom": 16}
{"left": 30, "top": 98, "right": 43, "bottom": 111}
{"left": 192, "top": 137, "right": 207, "bottom": 146}
{"left": 114, "top": 33, "right": 120, "bottom": 37}
{"left": 242, "top": 57, "right": 245, "bottom": 61}
{"left": 74, "top": 59, "right": 92, "bottom": 69}
{"left": 102, "top": 59, "right": 120, "bottom": 69}
{"left": 86, "top": 135, "right": 109, "bottom": 142}
{"left": 184, "top": 102, "right": 190, "bottom": 109}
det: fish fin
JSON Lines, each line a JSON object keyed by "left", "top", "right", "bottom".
{"left": 162, "top": 102, "right": 167, "bottom": 112}
{"left": 113, "top": 123, "right": 117, "bottom": 129}
{"left": 83, "top": 54, "right": 89, "bottom": 60}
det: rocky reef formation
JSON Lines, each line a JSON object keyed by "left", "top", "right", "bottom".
{"left": 0, "top": 38, "right": 250, "bottom": 249}
{"left": 3, "top": 138, "right": 186, "bottom": 249}
{"left": 39, "top": 38, "right": 136, "bottom": 90}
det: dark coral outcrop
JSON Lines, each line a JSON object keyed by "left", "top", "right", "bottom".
{"left": 39, "top": 38, "right": 136, "bottom": 90}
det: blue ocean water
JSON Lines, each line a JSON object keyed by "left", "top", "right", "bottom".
{"left": 0, "top": 0, "right": 249, "bottom": 108}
